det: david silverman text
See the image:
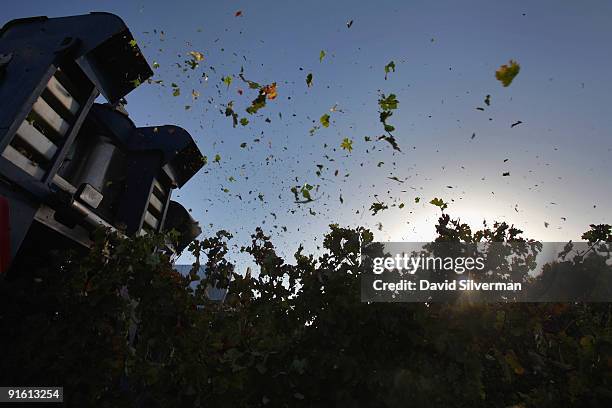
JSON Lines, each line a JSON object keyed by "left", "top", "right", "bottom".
{"left": 372, "top": 279, "right": 522, "bottom": 292}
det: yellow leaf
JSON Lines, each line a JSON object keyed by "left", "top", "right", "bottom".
{"left": 495, "top": 60, "right": 520, "bottom": 87}
{"left": 340, "top": 137, "right": 353, "bottom": 152}
{"left": 188, "top": 51, "right": 205, "bottom": 61}
{"left": 262, "top": 83, "right": 277, "bottom": 100}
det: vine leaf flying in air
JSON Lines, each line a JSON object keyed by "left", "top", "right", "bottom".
{"left": 340, "top": 137, "right": 353, "bottom": 153}
{"left": 370, "top": 202, "right": 389, "bottom": 216}
{"left": 171, "top": 83, "right": 180, "bottom": 96}
{"left": 246, "top": 93, "right": 266, "bottom": 114}
{"left": 320, "top": 114, "right": 330, "bottom": 128}
{"left": 377, "top": 93, "right": 401, "bottom": 151}
{"left": 384, "top": 61, "right": 395, "bottom": 80}
{"left": 224, "top": 102, "right": 238, "bottom": 127}
{"left": 379, "top": 93, "right": 398, "bottom": 110}
{"left": 262, "top": 83, "right": 278, "bottom": 100}
{"left": 306, "top": 73, "right": 313, "bottom": 88}
{"left": 188, "top": 51, "right": 204, "bottom": 61}
{"left": 245, "top": 82, "right": 277, "bottom": 114}
{"left": 186, "top": 51, "right": 205, "bottom": 70}
{"left": 378, "top": 135, "right": 401, "bottom": 152}
{"left": 496, "top": 60, "right": 520, "bottom": 87}
{"left": 185, "top": 51, "right": 205, "bottom": 70}
{"left": 291, "top": 184, "right": 318, "bottom": 203}
{"left": 239, "top": 73, "right": 261, "bottom": 89}
{"left": 430, "top": 197, "right": 448, "bottom": 210}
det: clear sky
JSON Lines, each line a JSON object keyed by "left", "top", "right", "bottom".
{"left": 4, "top": 1, "right": 612, "bottom": 266}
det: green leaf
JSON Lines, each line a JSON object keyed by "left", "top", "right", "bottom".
{"left": 152, "top": 61, "right": 160, "bottom": 69}
{"left": 225, "top": 102, "right": 238, "bottom": 127}
{"left": 340, "top": 137, "right": 353, "bottom": 152}
{"left": 239, "top": 73, "right": 261, "bottom": 89}
{"left": 320, "top": 114, "right": 330, "bottom": 128}
{"left": 370, "top": 202, "right": 389, "bottom": 216}
{"left": 246, "top": 93, "right": 266, "bottom": 114}
{"left": 302, "top": 184, "right": 313, "bottom": 200}
{"left": 379, "top": 110, "right": 393, "bottom": 123}
{"left": 292, "top": 184, "right": 315, "bottom": 202}
{"left": 240, "top": 117, "right": 249, "bottom": 126}
{"left": 306, "top": 73, "right": 313, "bottom": 88}
{"left": 319, "top": 50, "right": 326, "bottom": 63}
{"left": 384, "top": 60, "right": 395, "bottom": 80}
{"left": 495, "top": 60, "right": 520, "bottom": 87}
{"left": 223, "top": 75, "right": 233, "bottom": 88}
{"left": 429, "top": 197, "right": 448, "bottom": 210}
{"left": 214, "top": 154, "right": 221, "bottom": 163}
{"left": 377, "top": 135, "right": 401, "bottom": 151}
{"left": 378, "top": 94, "right": 399, "bottom": 110}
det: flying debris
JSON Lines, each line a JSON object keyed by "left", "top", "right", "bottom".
{"left": 496, "top": 60, "right": 521, "bottom": 87}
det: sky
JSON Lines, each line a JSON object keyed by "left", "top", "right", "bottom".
{"left": 4, "top": 0, "right": 612, "bottom": 267}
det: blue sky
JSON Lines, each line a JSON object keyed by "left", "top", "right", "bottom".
{"left": 4, "top": 1, "right": 612, "bottom": 266}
